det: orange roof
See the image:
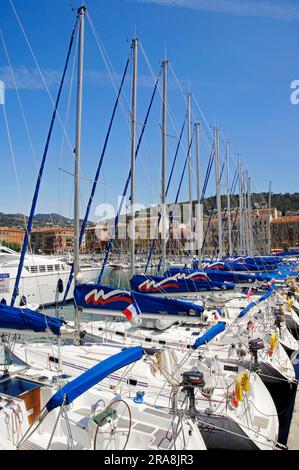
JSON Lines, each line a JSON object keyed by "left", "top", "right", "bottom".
{"left": 0, "top": 226, "right": 24, "bottom": 233}
{"left": 32, "top": 227, "right": 73, "bottom": 233}
{"left": 272, "top": 216, "right": 299, "bottom": 225}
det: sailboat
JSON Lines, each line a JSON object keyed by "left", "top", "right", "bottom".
{"left": 76, "top": 288, "right": 297, "bottom": 384}
{"left": 12, "top": 324, "right": 284, "bottom": 450}
{"left": 0, "top": 340, "right": 205, "bottom": 450}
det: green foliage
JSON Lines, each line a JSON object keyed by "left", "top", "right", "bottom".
{"left": 1, "top": 240, "right": 22, "bottom": 252}
{"left": 0, "top": 213, "right": 90, "bottom": 229}
{"left": 181, "top": 193, "right": 299, "bottom": 215}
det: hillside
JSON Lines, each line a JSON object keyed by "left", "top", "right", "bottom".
{"left": 200, "top": 192, "right": 299, "bottom": 215}
{"left": 0, "top": 212, "right": 87, "bottom": 229}
{"left": 1, "top": 193, "right": 299, "bottom": 228}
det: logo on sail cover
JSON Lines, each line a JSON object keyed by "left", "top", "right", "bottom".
{"left": 85, "top": 288, "right": 132, "bottom": 306}
{"left": 138, "top": 272, "right": 210, "bottom": 292}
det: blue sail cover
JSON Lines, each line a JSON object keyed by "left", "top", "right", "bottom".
{"left": 0, "top": 303, "right": 63, "bottom": 336}
{"left": 198, "top": 256, "right": 282, "bottom": 272}
{"left": 258, "top": 288, "right": 275, "bottom": 303}
{"left": 238, "top": 302, "right": 257, "bottom": 318}
{"left": 192, "top": 322, "right": 226, "bottom": 350}
{"left": 233, "top": 257, "right": 282, "bottom": 270}
{"left": 230, "top": 256, "right": 283, "bottom": 265}
{"left": 130, "top": 273, "right": 235, "bottom": 294}
{"left": 238, "top": 288, "right": 275, "bottom": 318}
{"left": 164, "top": 267, "right": 261, "bottom": 284}
{"left": 46, "top": 346, "right": 144, "bottom": 412}
{"left": 278, "top": 251, "right": 299, "bottom": 257}
{"left": 254, "top": 272, "right": 286, "bottom": 281}
{"left": 74, "top": 284, "right": 204, "bottom": 317}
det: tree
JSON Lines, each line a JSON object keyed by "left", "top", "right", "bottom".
{"left": 1, "top": 240, "right": 22, "bottom": 252}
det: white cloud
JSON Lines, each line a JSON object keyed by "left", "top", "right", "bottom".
{"left": 0, "top": 66, "right": 61, "bottom": 90}
{"left": 0, "top": 66, "right": 178, "bottom": 91}
{"left": 0, "top": 64, "right": 247, "bottom": 95}
{"left": 0, "top": 80, "right": 5, "bottom": 104}
{"left": 128, "top": 0, "right": 299, "bottom": 21}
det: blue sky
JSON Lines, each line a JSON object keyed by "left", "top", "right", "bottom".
{"left": 0, "top": 0, "right": 299, "bottom": 222}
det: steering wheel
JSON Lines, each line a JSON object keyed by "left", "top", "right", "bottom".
{"left": 93, "top": 399, "right": 132, "bottom": 450}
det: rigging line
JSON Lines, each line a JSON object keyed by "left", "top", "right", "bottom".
{"left": 140, "top": 41, "right": 207, "bottom": 205}
{"left": 126, "top": 62, "right": 160, "bottom": 208}
{"left": 87, "top": 12, "right": 129, "bottom": 99}
{"left": 0, "top": 122, "right": 49, "bottom": 310}
{"left": 61, "top": 53, "right": 132, "bottom": 305}
{"left": 10, "top": 15, "right": 79, "bottom": 307}
{"left": 201, "top": 161, "right": 226, "bottom": 257}
{"left": 86, "top": 12, "right": 132, "bottom": 132}
{"left": 201, "top": 146, "right": 214, "bottom": 200}
{"left": 170, "top": 61, "right": 239, "bottom": 201}
{"left": 168, "top": 62, "right": 213, "bottom": 146}
{"left": 217, "top": 126, "right": 242, "bottom": 176}
{"left": 155, "top": 127, "right": 196, "bottom": 274}
{"left": 87, "top": 14, "right": 159, "bottom": 206}
{"left": 175, "top": 128, "right": 195, "bottom": 206}
{"left": 166, "top": 113, "right": 188, "bottom": 196}
{"left": 217, "top": 171, "right": 239, "bottom": 257}
{"left": 98, "top": 69, "right": 162, "bottom": 283}
{"left": 139, "top": 42, "right": 177, "bottom": 132}
{"left": 218, "top": 128, "right": 241, "bottom": 166}
{"left": 0, "top": 27, "right": 74, "bottom": 269}
{"left": 0, "top": 100, "right": 45, "bottom": 305}
{"left": 58, "top": 27, "right": 79, "bottom": 223}
{"left": 8, "top": 0, "right": 77, "bottom": 155}
{"left": 139, "top": 41, "right": 192, "bottom": 161}
{"left": 0, "top": 29, "right": 37, "bottom": 172}
{"left": 0, "top": 105, "right": 26, "bottom": 231}
{"left": 0, "top": 39, "right": 53, "bottom": 260}
{"left": 201, "top": 159, "right": 239, "bottom": 258}
{"left": 209, "top": 170, "right": 239, "bottom": 260}
{"left": 145, "top": 114, "right": 188, "bottom": 274}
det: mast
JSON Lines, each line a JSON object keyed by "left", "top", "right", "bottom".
{"left": 130, "top": 38, "right": 138, "bottom": 277}
{"left": 214, "top": 127, "right": 222, "bottom": 259}
{"left": 195, "top": 122, "right": 202, "bottom": 266}
{"left": 238, "top": 154, "right": 243, "bottom": 256}
{"left": 187, "top": 93, "right": 192, "bottom": 233}
{"left": 248, "top": 175, "right": 253, "bottom": 256}
{"left": 226, "top": 142, "right": 232, "bottom": 257}
{"left": 161, "top": 60, "right": 168, "bottom": 273}
{"left": 243, "top": 170, "right": 249, "bottom": 256}
{"left": 74, "top": 5, "right": 85, "bottom": 333}
{"left": 268, "top": 180, "right": 272, "bottom": 254}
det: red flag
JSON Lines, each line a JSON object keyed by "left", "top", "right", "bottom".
{"left": 122, "top": 301, "right": 141, "bottom": 322}
{"left": 246, "top": 288, "right": 253, "bottom": 300}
